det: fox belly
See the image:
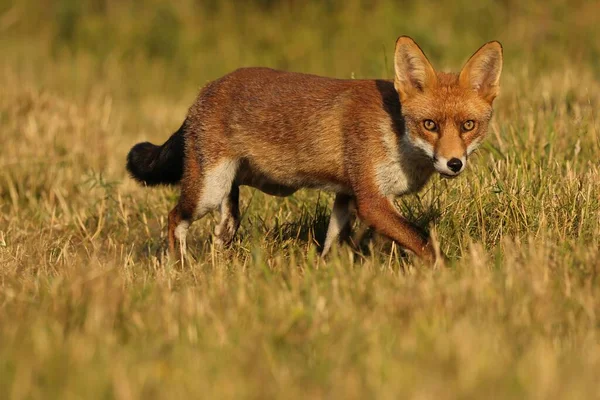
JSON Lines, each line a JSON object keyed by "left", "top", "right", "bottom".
{"left": 235, "top": 159, "right": 350, "bottom": 196}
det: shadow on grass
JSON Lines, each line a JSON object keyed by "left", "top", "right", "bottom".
{"left": 263, "top": 200, "right": 331, "bottom": 250}
{"left": 261, "top": 195, "right": 441, "bottom": 258}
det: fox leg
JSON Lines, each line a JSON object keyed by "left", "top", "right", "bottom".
{"left": 321, "top": 194, "right": 354, "bottom": 257}
{"left": 168, "top": 158, "right": 239, "bottom": 259}
{"left": 355, "top": 194, "right": 436, "bottom": 264}
{"left": 214, "top": 184, "right": 240, "bottom": 247}
{"left": 168, "top": 204, "right": 190, "bottom": 259}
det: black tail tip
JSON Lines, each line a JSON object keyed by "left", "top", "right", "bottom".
{"left": 126, "top": 138, "right": 183, "bottom": 186}
{"left": 126, "top": 142, "right": 160, "bottom": 185}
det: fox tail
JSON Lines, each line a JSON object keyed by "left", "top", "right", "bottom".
{"left": 126, "top": 122, "right": 185, "bottom": 186}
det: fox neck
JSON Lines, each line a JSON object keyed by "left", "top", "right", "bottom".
{"left": 398, "top": 129, "right": 436, "bottom": 191}
{"left": 374, "top": 120, "right": 435, "bottom": 197}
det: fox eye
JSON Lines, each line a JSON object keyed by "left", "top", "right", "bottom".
{"left": 462, "top": 120, "right": 475, "bottom": 131}
{"left": 423, "top": 120, "right": 437, "bottom": 131}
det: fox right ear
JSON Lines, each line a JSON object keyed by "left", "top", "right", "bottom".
{"left": 394, "top": 36, "right": 437, "bottom": 102}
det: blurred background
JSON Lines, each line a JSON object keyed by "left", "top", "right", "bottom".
{"left": 1, "top": 0, "right": 598, "bottom": 103}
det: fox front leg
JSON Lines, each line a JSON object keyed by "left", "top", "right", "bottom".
{"left": 355, "top": 194, "right": 438, "bottom": 265}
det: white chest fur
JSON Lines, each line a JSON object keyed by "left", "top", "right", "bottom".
{"left": 374, "top": 123, "right": 434, "bottom": 196}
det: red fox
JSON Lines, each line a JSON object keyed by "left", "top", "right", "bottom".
{"left": 126, "top": 36, "right": 503, "bottom": 265}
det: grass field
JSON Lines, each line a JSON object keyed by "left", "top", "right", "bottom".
{"left": 1, "top": 0, "right": 600, "bottom": 398}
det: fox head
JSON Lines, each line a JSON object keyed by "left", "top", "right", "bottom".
{"left": 394, "top": 36, "right": 503, "bottom": 178}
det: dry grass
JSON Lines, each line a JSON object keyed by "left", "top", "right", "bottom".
{"left": 1, "top": 1, "right": 600, "bottom": 399}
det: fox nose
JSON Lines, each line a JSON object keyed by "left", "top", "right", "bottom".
{"left": 447, "top": 158, "right": 463, "bottom": 173}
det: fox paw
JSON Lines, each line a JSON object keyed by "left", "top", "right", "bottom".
{"left": 214, "top": 218, "right": 239, "bottom": 247}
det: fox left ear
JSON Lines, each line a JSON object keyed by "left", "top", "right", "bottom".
{"left": 459, "top": 41, "right": 503, "bottom": 103}
{"left": 394, "top": 36, "right": 438, "bottom": 102}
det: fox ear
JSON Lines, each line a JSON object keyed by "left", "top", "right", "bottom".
{"left": 394, "top": 36, "right": 437, "bottom": 102}
{"left": 459, "top": 41, "right": 503, "bottom": 103}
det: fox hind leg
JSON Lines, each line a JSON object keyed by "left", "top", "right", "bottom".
{"left": 168, "top": 158, "right": 239, "bottom": 260}
{"left": 168, "top": 201, "right": 194, "bottom": 261}
{"left": 321, "top": 194, "right": 355, "bottom": 257}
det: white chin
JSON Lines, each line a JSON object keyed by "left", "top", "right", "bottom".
{"left": 438, "top": 171, "right": 460, "bottom": 179}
